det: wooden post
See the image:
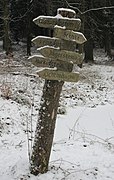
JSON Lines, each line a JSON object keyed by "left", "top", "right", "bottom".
{"left": 30, "top": 9, "right": 79, "bottom": 175}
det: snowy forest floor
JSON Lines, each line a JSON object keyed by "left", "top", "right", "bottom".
{"left": 0, "top": 45, "right": 114, "bottom": 180}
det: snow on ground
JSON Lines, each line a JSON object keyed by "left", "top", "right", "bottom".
{"left": 0, "top": 48, "right": 114, "bottom": 180}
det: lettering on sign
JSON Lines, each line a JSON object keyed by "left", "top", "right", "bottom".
{"left": 28, "top": 55, "right": 51, "bottom": 67}
{"left": 32, "top": 36, "right": 61, "bottom": 48}
{"left": 37, "top": 69, "right": 79, "bottom": 82}
{"left": 33, "top": 16, "right": 81, "bottom": 30}
{"left": 38, "top": 46, "right": 83, "bottom": 64}
{"left": 54, "top": 26, "right": 87, "bottom": 44}
{"left": 29, "top": 55, "right": 73, "bottom": 70}
{"left": 32, "top": 36, "right": 76, "bottom": 51}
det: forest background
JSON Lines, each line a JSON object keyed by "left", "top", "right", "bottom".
{"left": 0, "top": 0, "right": 114, "bottom": 61}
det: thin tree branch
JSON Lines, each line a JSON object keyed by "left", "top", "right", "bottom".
{"left": 64, "top": 0, "right": 114, "bottom": 16}
{"left": 64, "top": 0, "right": 82, "bottom": 15}
{"left": 83, "top": 6, "right": 114, "bottom": 15}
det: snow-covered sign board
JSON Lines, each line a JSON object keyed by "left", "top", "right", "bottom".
{"left": 30, "top": 8, "right": 86, "bottom": 81}
{"left": 38, "top": 46, "right": 83, "bottom": 64}
{"left": 32, "top": 36, "right": 76, "bottom": 50}
{"left": 32, "top": 36, "right": 76, "bottom": 51}
{"left": 37, "top": 69, "right": 79, "bottom": 82}
{"left": 32, "top": 36, "right": 61, "bottom": 48}
{"left": 33, "top": 16, "right": 81, "bottom": 31}
{"left": 54, "top": 26, "right": 87, "bottom": 44}
{"left": 29, "top": 55, "right": 51, "bottom": 67}
{"left": 29, "top": 55, "right": 73, "bottom": 69}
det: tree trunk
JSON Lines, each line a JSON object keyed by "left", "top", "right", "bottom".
{"left": 78, "top": 0, "right": 85, "bottom": 67}
{"left": 104, "top": 25, "right": 111, "bottom": 58}
{"left": 26, "top": 0, "right": 32, "bottom": 56}
{"left": 84, "top": 35, "right": 94, "bottom": 63}
{"left": 46, "top": 0, "right": 53, "bottom": 37}
{"left": 84, "top": 0, "right": 94, "bottom": 63}
{"left": 27, "top": 19, "right": 31, "bottom": 56}
{"left": 3, "top": 0, "right": 11, "bottom": 54}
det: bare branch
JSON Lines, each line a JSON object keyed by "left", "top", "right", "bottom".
{"left": 83, "top": 6, "right": 114, "bottom": 15}
{"left": 64, "top": 0, "right": 82, "bottom": 15}
{"left": 64, "top": 0, "right": 114, "bottom": 16}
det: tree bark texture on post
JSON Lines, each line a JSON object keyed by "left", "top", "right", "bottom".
{"left": 30, "top": 9, "right": 76, "bottom": 175}
{"left": 30, "top": 80, "right": 64, "bottom": 175}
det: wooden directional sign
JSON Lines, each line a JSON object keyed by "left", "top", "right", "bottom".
{"left": 38, "top": 46, "right": 83, "bottom": 64}
{"left": 32, "top": 36, "right": 76, "bottom": 51}
{"left": 54, "top": 26, "right": 87, "bottom": 44}
{"left": 37, "top": 69, "right": 79, "bottom": 82}
{"left": 28, "top": 55, "right": 51, "bottom": 67}
{"left": 29, "top": 55, "right": 73, "bottom": 71}
{"left": 33, "top": 16, "right": 81, "bottom": 30}
{"left": 30, "top": 9, "right": 86, "bottom": 175}
{"left": 32, "top": 36, "right": 61, "bottom": 48}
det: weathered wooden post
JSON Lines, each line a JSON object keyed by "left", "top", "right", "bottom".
{"left": 29, "top": 8, "right": 86, "bottom": 175}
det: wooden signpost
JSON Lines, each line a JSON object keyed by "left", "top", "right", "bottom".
{"left": 32, "top": 36, "right": 76, "bottom": 50}
{"left": 30, "top": 8, "right": 87, "bottom": 176}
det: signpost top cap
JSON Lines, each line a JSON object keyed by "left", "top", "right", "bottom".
{"left": 57, "top": 8, "right": 76, "bottom": 18}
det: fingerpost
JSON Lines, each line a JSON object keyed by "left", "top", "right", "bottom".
{"left": 30, "top": 8, "right": 86, "bottom": 175}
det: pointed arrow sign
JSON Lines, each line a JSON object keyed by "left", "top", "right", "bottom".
{"left": 33, "top": 16, "right": 81, "bottom": 30}
{"left": 37, "top": 69, "right": 79, "bottom": 82}
{"left": 32, "top": 36, "right": 61, "bottom": 48}
{"left": 54, "top": 26, "right": 87, "bottom": 44}
{"left": 28, "top": 55, "right": 73, "bottom": 71}
{"left": 32, "top": 36, "right": 76, "bottom": 51}
{"left": 38, "top": 46, "right": 83, "bottom": 64}
{"left": 28, "top": 55, "right": 51, "bottom": 67}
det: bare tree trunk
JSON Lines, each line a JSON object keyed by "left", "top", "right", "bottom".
{"left": 27, "top": 18, "right": 31, "bottom": 56}
{"left": 26, "top": 0, "right": 32, "bottom": 56}
{"left": 83, "top": 0, "right": 94, "bottom": 63}
{"left": 104, "top": 25, "right": 111, "bottom": 57}
{"left": 78, "top": 0, "right": 85, "bottom": 67}
{"left": 84, "top": 31, "right": 94, "bottom": 63}
{"left": 2, "top": 0, "right": 11, "bottom": 54}
{"left": 102, "top": 0, "right": 111, "bottom": 57}
{"left": 46, "top": 0, "right": 53, "bottom": 37}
